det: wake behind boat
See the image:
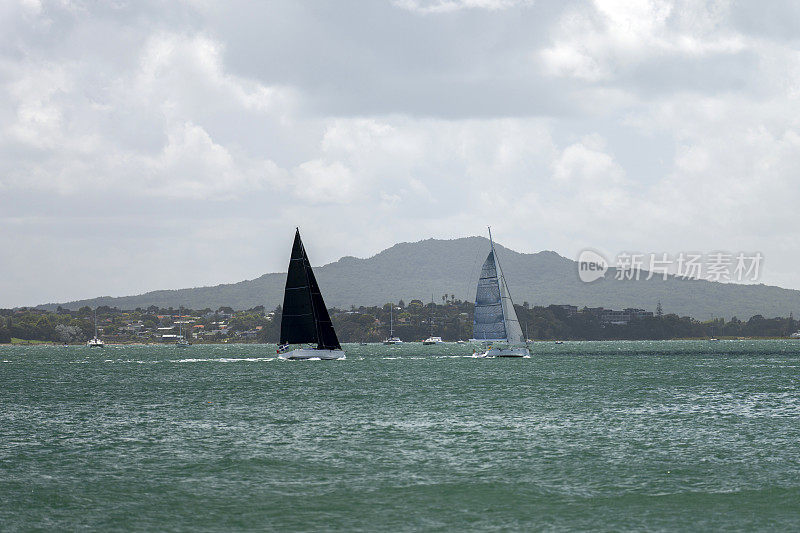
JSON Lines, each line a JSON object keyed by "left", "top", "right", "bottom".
{"left": 277, "top": 228, "right": 345, "bottom": 360}
{"left": 470, "top": 228, "right": 529, "bottom": 358}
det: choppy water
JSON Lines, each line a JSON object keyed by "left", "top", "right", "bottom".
{"left": 2, "top": 340, "right": 800, "bottom": 531}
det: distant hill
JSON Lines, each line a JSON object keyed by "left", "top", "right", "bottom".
{"left": 38, "top": 236, "right": 800, "bottom": 319}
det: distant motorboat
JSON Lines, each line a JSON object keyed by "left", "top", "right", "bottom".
{"left": 87, "top": 309, "right": 104, "bottom": 348}
{"left": 469, "top": 228, "right": 530, "bottom": 358}
{"left": 790, "top": 331, "right": 800, "bottom": 339}
{"left": 554, "top": 340, "right": 564, "bottom": 344}
{"left": 277, "top": 229, "right": 345, "bottom": 360}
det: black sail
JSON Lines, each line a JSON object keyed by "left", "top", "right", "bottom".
{"left": 279, "top": 229, "right": 341, "bottom": 350}
{"left": 304, "top": 253, "right": 341, "bottom": 350}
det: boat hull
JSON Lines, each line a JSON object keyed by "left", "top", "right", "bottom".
{"left": 279, "top": 348, "right": 346, "bottom": 360}
{"left": 477, "top": 346, "right": 530, "bottom": 358}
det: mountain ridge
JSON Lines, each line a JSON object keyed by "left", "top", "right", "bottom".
{"left": 37, "top": 236, "right": 800, "bottom": 319}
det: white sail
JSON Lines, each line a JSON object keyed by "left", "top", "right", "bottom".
{"left": 499, "top": 268, "right": 524, "bottom": 344}
{"left": 472, "top": 250, "right": 506, "bottom": 341}
{"left": 472, "top": 234, "right": 525, "bottom": 345}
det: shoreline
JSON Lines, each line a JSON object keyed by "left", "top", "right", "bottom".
{"left": 3, "top": 337, "right": 799, "bottom": 347}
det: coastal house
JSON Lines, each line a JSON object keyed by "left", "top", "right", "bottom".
{"left": 601, "top": 308, "right": 654, "bottom": 325}
{"left": 120, "top": 321, "right": 145, "bottom": 333}
{"left": 553, "top": 305, "right": 579, "bottom": 317}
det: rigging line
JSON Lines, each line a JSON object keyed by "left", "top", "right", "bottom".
{"left": 463, "top": 241, "right": 483, "bottom": 304}
{"left": 494, "top": 242, "right": 519, "bottom": 313}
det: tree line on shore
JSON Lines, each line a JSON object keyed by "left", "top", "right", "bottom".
{"left": 1, "top": 301, "right": 798, "bottom": 344}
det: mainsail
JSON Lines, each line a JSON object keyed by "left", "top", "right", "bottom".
{"left": 280, "top": 229, "right": 341, "bottom": 350}
{"left": 472, "top": 238, "right": 524, "bottom": 344}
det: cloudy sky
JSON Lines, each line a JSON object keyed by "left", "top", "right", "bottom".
{"left": 2, "top": 0, "right": 799, "bottom": 307}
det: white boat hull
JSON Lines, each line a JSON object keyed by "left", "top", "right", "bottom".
{"left": 476, "top": 346, "right": 530, "bottom": 358}
{"left": 279, "top": 348, "right": 345, "bottom": 360}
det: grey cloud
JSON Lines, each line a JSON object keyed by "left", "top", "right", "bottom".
{"left": 2, "top": 0, "right": 800, "bottom": 307}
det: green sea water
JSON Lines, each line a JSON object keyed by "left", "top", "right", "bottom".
{"left": 2, "top": 340, "right": 800, "bottom": 531}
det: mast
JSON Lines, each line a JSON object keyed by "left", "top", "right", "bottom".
{"left": 390, "top": 303, "right": 393, "bottom": 337}
{"left": 430, "top": 294, "right": 434, "bottom": 336}
{"left": 94, "top": 309, "right": 98, "bottom": 339}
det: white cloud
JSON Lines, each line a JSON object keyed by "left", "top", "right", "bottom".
{"left": 0, "top": 30, "right": 295, "bottom": 199}
{"left": 552, "top": 135, "right": 625, "bottom": 185}
{"left": 292, "top": 159, "right": 359, "bottom": 205}
{"left": 394, "top": 0, "right": 532, "bottom": 15}
{"left": 135, "top": 33, "right": 294, "bottom": 116}
{"left": 140, "top": 121, "right": 287, "bottom": 199}
{"left": 541, "top": 0, "right": 747, "bottom": 81}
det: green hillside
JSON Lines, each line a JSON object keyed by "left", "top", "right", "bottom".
{"left": 38, "top": 237, "right": 800, "bottom": 319}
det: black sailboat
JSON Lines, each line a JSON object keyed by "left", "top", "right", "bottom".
{"left": 277, "top": 228, "right": 344, "bottom": 360}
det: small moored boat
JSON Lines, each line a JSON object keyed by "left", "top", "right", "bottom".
{"left": 176, "top": 308, "right": 190, "bottom": 347}
{"left": 383, "top": 303, "right": 403, "bottom": 345}
{"left": 87, "top": 309, "right": 104, "bottom": 348}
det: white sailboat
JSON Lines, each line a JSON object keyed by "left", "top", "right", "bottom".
{"left": 383, "top": 303, "right": 403, "bottom": 345}
{"left": 422, "top": 298, "right": 443, "bottom": 344}
{"left": 277, "top": 228, "right": 345, "bottom": 360}
{"left": 86, "top": 309, "right": 104, "bottom": 348}
{"left": 470, "top": 228, "right": 529, "bottom": 357}
{"left": 176, "top": 308, "right": 190, "bottom": 347}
